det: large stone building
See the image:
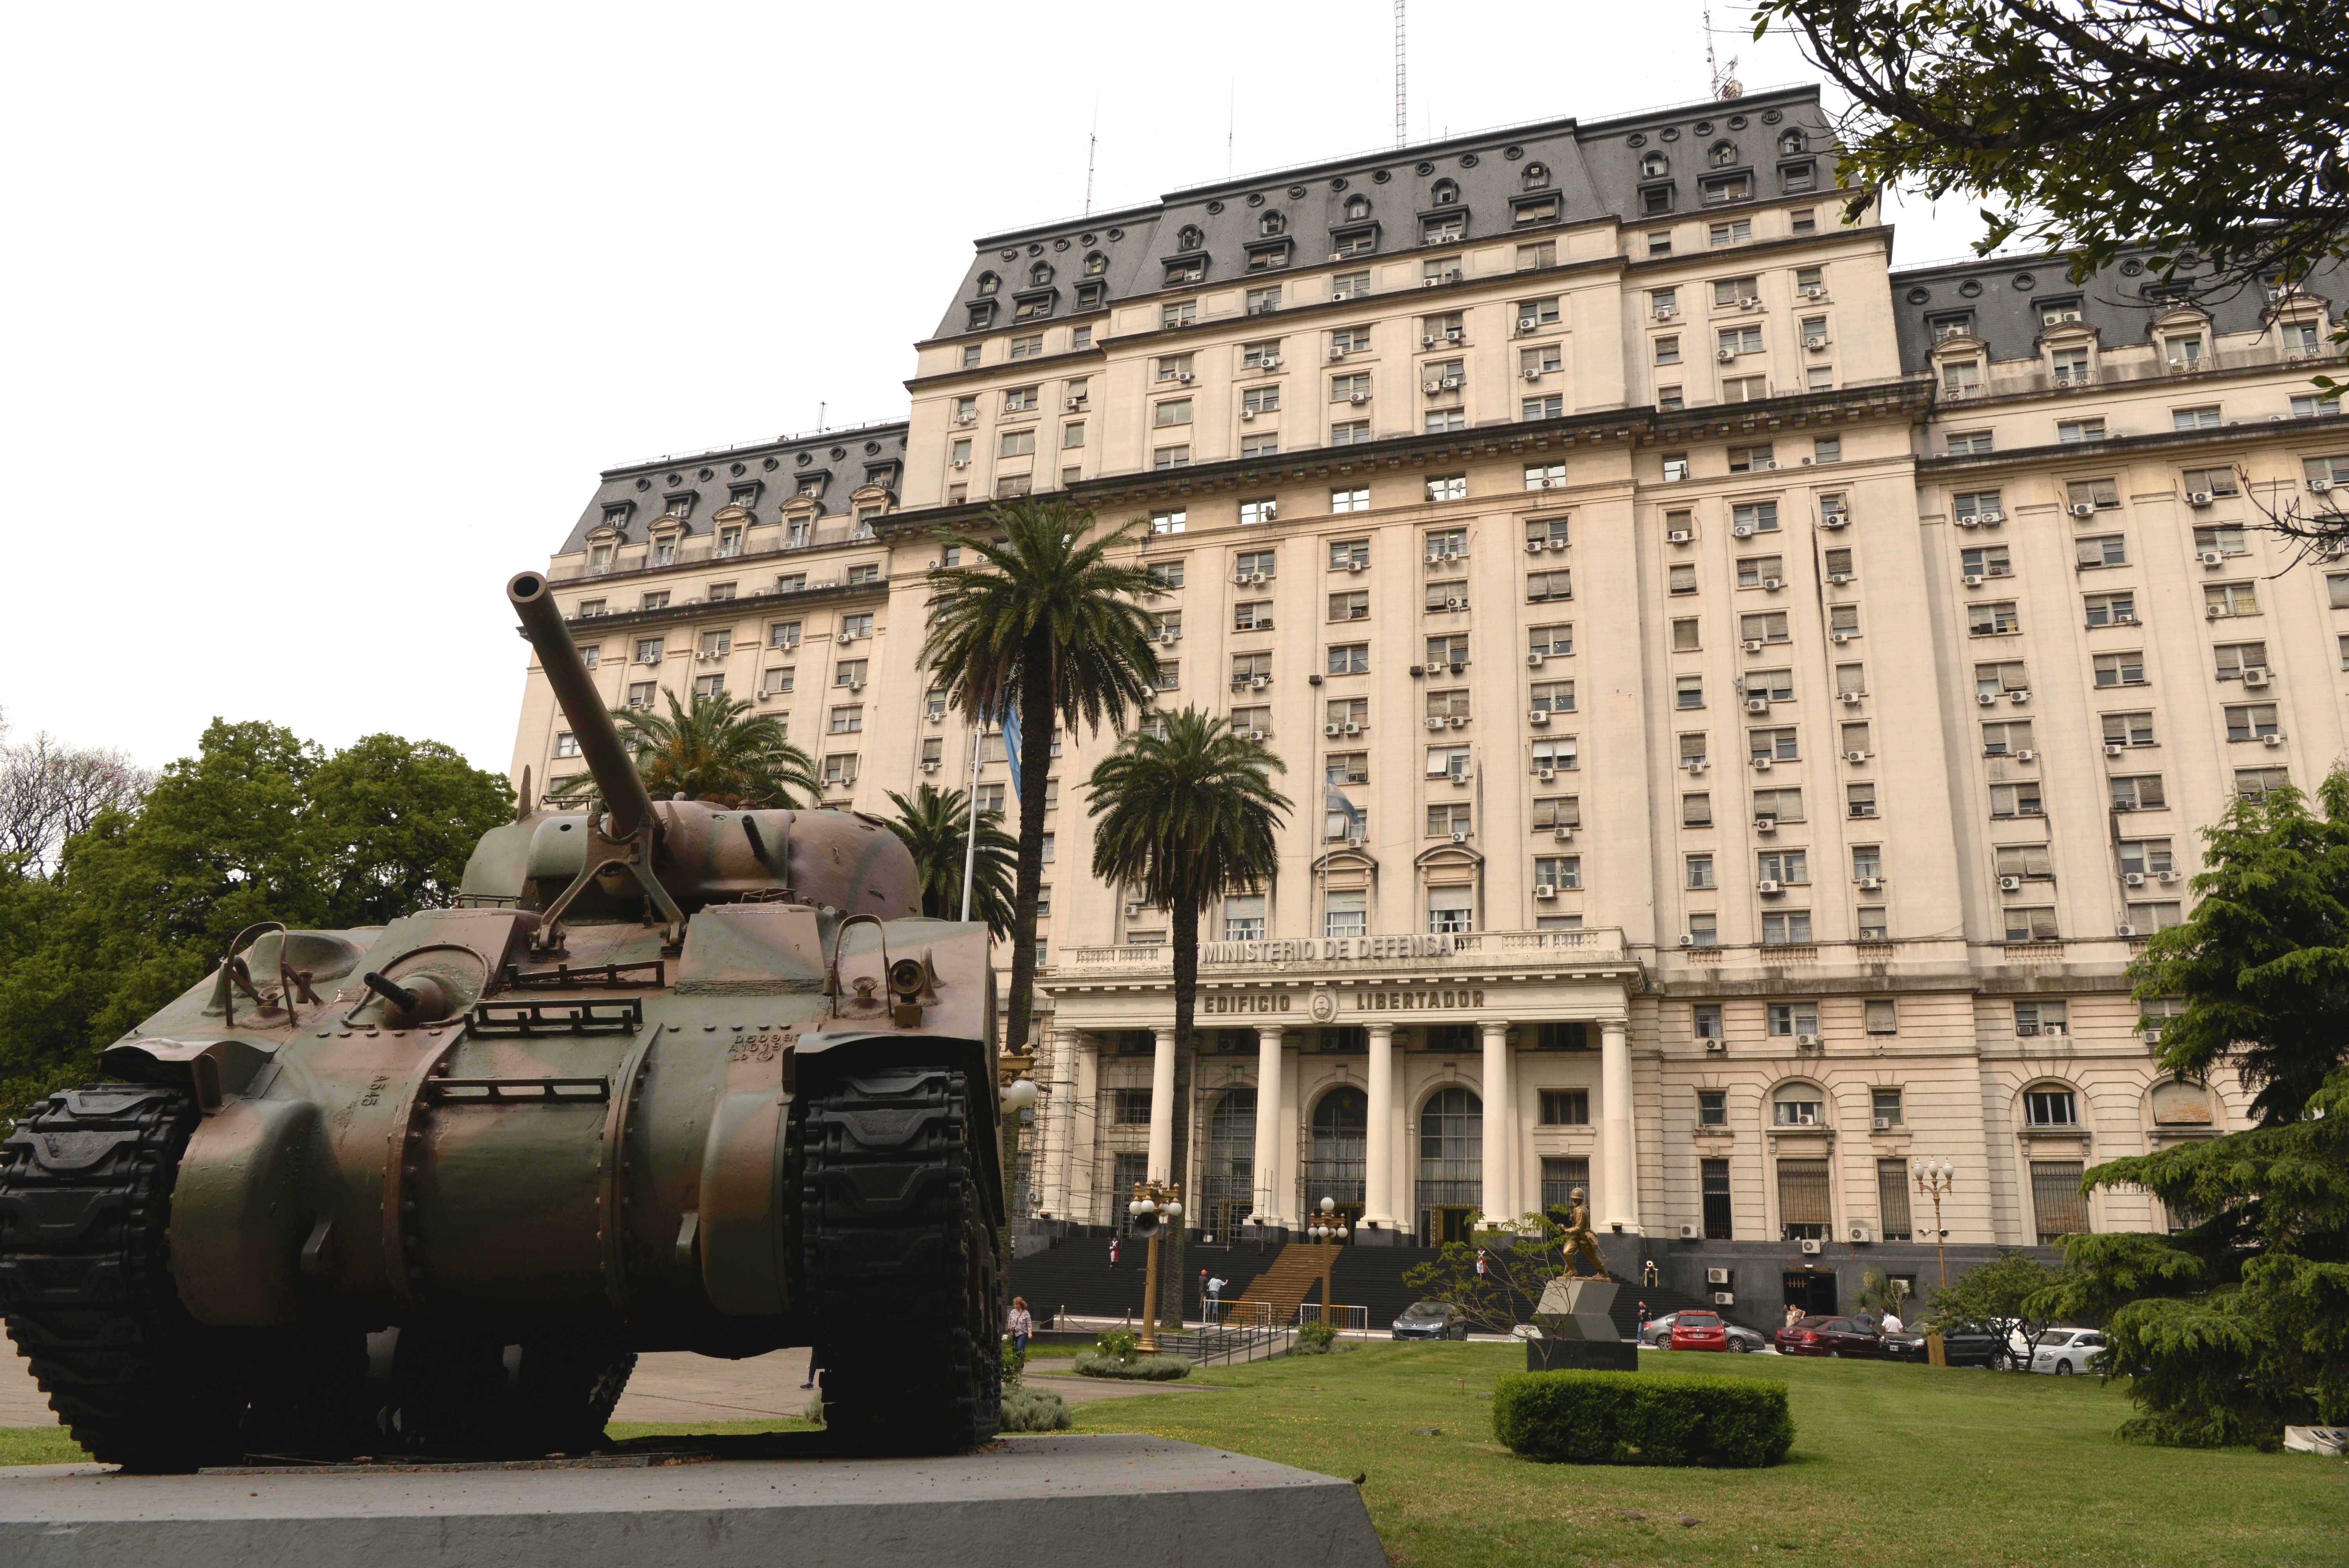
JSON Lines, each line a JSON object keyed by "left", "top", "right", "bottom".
{"left": 513, "top": 85, "right": 2340, "bottom": 1299}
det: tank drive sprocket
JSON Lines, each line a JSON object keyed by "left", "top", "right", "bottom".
{"left": 799, "top": 1067, "right": 1002, "bottom": 1452}
{"left": 0, "top": 1084, "right": 249, "bottom": 1470}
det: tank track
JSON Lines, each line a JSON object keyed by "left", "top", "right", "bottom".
{"left": 800, "top": 1067, "right": 1002, "bottom": 1452}
{"left": 0, "top": 1084, "right": 248, "bottom": 1470}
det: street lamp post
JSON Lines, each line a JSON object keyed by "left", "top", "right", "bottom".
{"left": 1128, "top": 1178, "right": 1182, "bottom": 1353}
{"left": 1305, "top": 1194, "right": 1351, "bottom": 1330}
{"left": 1910, "top": 1158, "right": 1956, "bottom": 1291}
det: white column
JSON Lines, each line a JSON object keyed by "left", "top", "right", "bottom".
{"left": 1042, "top": 1028, "right": 1078, "bottom": 1218}
{"left": 1600, "top": 1016, "right": 1638, "bottom": 1231}
{"left": 1252, "top": 1025, "right": 1285, "bottom": 1228}
{"left": 1362, "top": 1022, "right": 1397, "bottom": 1231}
{"left": 1147, "top": 1025, "right": 1177, "bottom": 1184}
{"left": 1275, "top": 1037, "right": 1302, "bottom": 1228}
{"left": 1073, "top": 1033, "right": 1100, "bottom": 1223}
{"left": 1480, "top": 1019, "right": 1512, "bottom": 1223}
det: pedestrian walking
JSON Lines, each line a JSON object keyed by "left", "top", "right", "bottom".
{"left": 1880, "top": 1306, "right": 1904, "bottom": 1335}
{"left": 1007, "top": 1296, "right": 1034, "bottom": 1355}
{"left": 1109, "top": 1235, "right": 1120, "bottom": 1267}
{"left": 1784, "top": 1303, "right": 1804, "bottom": 1329}
{"left": 1475, "top": 1248, "right": 1490, "bottom": 1279}
{"left": 1207, "top": 1275, "right": 1226, "bottom": 1317}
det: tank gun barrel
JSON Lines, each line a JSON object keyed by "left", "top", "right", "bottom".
{"left": 508, "top": 570, "right": 657, "bottom": 841}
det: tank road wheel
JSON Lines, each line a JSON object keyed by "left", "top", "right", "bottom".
{"left": 0, "top": 1085, "right": 248, "bottom": 1471}
{"left": 800, "top": 1067, "right": 1003, "bottom": 1453}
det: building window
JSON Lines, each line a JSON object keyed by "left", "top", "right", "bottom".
{"left": 1777, "top": 1156, "right": 1830, "bottom": 1241}
{"left": 1538, "top": 1090, "right": 1590, "bottom": 1126}
{"left": 1701, "top": 1158, "right": 1733, "bottom": 1240}
{"left": 2031, "top": 1160, "right": 2089, "bottom": 1243}
{"left": 1332, "top": 486, "right": 1370, "bottom": 513}
{"left": 1877, "top": 1159, "right": 1914, "bottom": 1240}
{"left": 1426, "top": 887, "right": 1474, "bottom": 935}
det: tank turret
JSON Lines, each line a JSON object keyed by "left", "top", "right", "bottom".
{"left": 0, "top": 571, "right": 1005, "bottom": 1469}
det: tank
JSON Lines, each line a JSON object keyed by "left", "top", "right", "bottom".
{"left": 0, "top": 570, "right": 1006, "bottom": 1468}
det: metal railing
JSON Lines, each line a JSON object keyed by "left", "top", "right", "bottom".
{"left": 1297, "top": 1303, "right": 1370, "bottom": 1331}
{"left": 1158, "top": 1320, "right": 1292, "bottom": 1366}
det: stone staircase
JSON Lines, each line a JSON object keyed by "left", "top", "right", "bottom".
{"left": 1228, "top": 1243, "right": 1339, "bottom": 1326}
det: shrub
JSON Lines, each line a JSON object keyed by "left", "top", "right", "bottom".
{"left": 1296, "top": 1321, "right": 1340, "bottom": 1354}
{"left": 1094, "top": 1328, "right": 1140, "bottom": 1362}
{"left": 1072, "top": 1351, "right": 1192, "bottom": 1380}
{"left": 1491, "top": 1371, "right": 1793, "bottom": 1468}
{"left": 1001, "top": 1340, "right": 1028, "bottom": 1390}
{"left": 998, "top": 1387, "right": 1071, "bottom": 1432}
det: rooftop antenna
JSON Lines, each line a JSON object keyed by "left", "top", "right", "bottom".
{"left": 816, "top": 401, "right": 826, "bottom": 431}
{"left": 1084, "top": 99, "right": 1099, "bottom": 217}
{"left": 1704, "top": 7, "right": 1743, "bottom": 100}
{"left": 1394, "top": 0, "right": 1407, "bottom": 148}
{"left": 1227, "top": 86, "right": 1235, "bottom": 178}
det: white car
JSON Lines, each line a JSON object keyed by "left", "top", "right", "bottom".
{"left": 2022, "top": 1328, "right": 2109, "bottom": 1376}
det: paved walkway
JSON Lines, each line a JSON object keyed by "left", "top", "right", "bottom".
{"left": 5, "top": 1341, "right": 1211, "bottom": 1431}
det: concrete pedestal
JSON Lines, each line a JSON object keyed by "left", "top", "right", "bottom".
{"left": 1524, "top": 1338, "right": 1639, "bottom": 1372}
{"left": 0, "top": 1433, "right": 1384, "bottom": 1568}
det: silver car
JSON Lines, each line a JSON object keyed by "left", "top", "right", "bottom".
{"left": 2023, "top": 1327, "right": 2110, "bottom": 1376}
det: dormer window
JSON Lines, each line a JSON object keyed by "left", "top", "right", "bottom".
{"left": 663, "top": 492, "right": 696, "bottom": 520}
{"left": 1177, "top": 223, "right": 1204, "bottom": 250}
{"left": 1522, "top": 162, "right": 1550, "bottom": 190}
{"left": 1029, "top": 262, "right": 1053, "bottom": 286}
{"left": 966, "top": 301, "right": 995, "bottom": 331}
{"left": 1779, "top": 129, "right": 1807, "bottom": 155}
{"left": 1928, "top": 312, "right": 1976, "bottom": 342}
{"left": 1709, "top": 141, "right": 1738, "bottom": 168}
{"left": 976, "top": 271, "right": 1000, "bottom": 296}
{"left": 726, "top": 482, "right": 761, "bottom": 510}
{"left": 2166, "top": 332, "right": 2206, "bottom": 367}
{"left": 600, "top": 501, "right": 634, "bottom": 529}
{"left": 1083, "top": 251, "right": 1107, "bottom": 276}
{"left": 1421, "top": 212, "right": 1466, "bottom": 245}
{"left": 1344, "top": 194, "right": 1371, "bottom": 221}
{"left": 1431, "top": 178, "right": 1460, "bottom": 205}
{"left": 2040, "top": 298, "right": 2084, "bottom": 326}
{"left": 1641, "top": 150, "right": 1669, "bottom": 178}
{"left": 1260, "top": 211, "right": 1286, "bottom": 236}
{"left": 1165, "top": 258, "right": 1205, "bottom": 285}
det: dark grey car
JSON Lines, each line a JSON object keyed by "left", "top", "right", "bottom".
{"left": 1392, "top": 1300, "right": 1471, "bottom": 1340}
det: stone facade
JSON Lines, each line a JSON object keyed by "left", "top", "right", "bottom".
{"left": 513, "top": 86, "right": 2344, "bottom": 1278}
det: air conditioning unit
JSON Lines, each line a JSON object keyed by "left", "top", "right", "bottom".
{"left": 1426, "top": 717, "right": 1446, "bottom": 731}
{"left": 1840, "top": 691, "right": 1863, "bottom": 707}
{"left": 1977, "top": 692, "right": 1998, "bottom": 706}
{"left": 1796, "top": 1033, "right": 1821, "bottom": 1049}
{"left": 1955, "top": 516, "right": 1981, "bottom": 529}
{"left": 2206, "top": 602, "right": 2228, "bottom": 619}
{"left": 1978, "top": 510, "right": 2006, "bottom": 526}
{"left": 1757, "top": 878, "right": 1782, "bottom": 894}
{"left": 1732, "top": 524, "right": 1755, "bottom": 538}
{"left": 1517, "top": 319, "right": 1538, "bottom": 334}
{"left": 1421, "top": 333, "right": 1439, "bottom": 346}
{"left": 1845, "top": 750, "right": 1868, "bottom": 764}
{"left": 1244, "top": 729, "right": 1267, "bottom": 741}
{"left": 2071, "top": 502, "right": 2096, "bottom": 518}
{"left": 1534, "top": 884, "right": 1558, "bottom": 900}
{"left": 955, "top": 412, "right": 977, "bottom": 425}
{"left": 2311, "top": 478, "right": 2335, "bottom": 494}
{"left": 1684, "top": 758, "right": 1707, "bottom": 774}
{"left": 2114, "top": 612, "right": 2137, "bottom": 625}
{"left": 1800, "top": 1238, "right": 1823, "bottom": 1255}
{"left": 919, "top": 759, "right": 940, "bottom": 773}
{"left": 2117, "top": 923, "right": 2139, "bottom": 938}
{"left": 1857, "top": 876, "right": 1882, "bottom": 892}
{"left": 1445, "top": 599, "right": 1466, "bottom": 611}
{"left": 1447, "top": 713, "right": 1468, "bottom": 728}
{"left": 2016, "top": 748, "right": 2037, "bottom": 761}
{"left": 1261, "top": 356, "right": 1280, "bottom": 369}
{"left": 1999, "top": 875, "right": 2022, "bottom": 891}
{"left": 1553, "top": 826, "right": 1573, "bottom": 841}
{"left": 1349, "top": 392, "right": 1369, "bottom": 405}
{"left": 1250, "top": 674, "right": 1269, "bottom": 690}
{"left": 1677, "top": 1223, "right": 1700, "bottom": 1239}
{"left": 1526, "top": 651, "right": 1547, "bottom": 667}
{"left": 1739, "top": 297, "right": 1762, "bottom": 310}
{"left": 1329, "top": 347, "right": 1349, "bottom": 362}
{"left": 1655, "top": 305, "right": 1678, "bottom": 320}
{"left": 2158, "top": 869, "right": 2180, "bottom": 883}
{"left": 1762, "top": 576, "right": 1784, "bottom": 592}
{"left": 1804, "top": 335, "right": 1830, "bottom": 350}
{"left": 1157, "top": 629, "right": 1179, "bottom": 644}
{"left": 1537, "top": 767, "right": 1557, "bottom": 782}
{"left": 1529, "top": 709, "right": 1550, "bottom": 725}
{"left": 2264, "top": 732, "right": 2285, "bottom": 747}
{"left": 2104, "top": 743, "right": 2124, "bottom": 757}
{"left": 1667, "top": 529, "right": 1693, "bottom": 544}
{"left": 1348, "top": 561, "right": 1367, "bottom": 574}
{"left": 1830, "top": 631, "right": 1854, "bottom": 645}
{"left": 1449, "top": 830, "right": 1470, "bottom": 845}
{"left": 1525, "top": 538, "right": 1546, "bottom": 554}
{"left": 1742, "top": 638, "right": 1764, "bottom": 653}
{"left": 1240, "top": 409, "right": 1256, "bottom": 422}
{"left": 1716, "top": 347, "right": 1738, "bottom": 362}
{"left": 837, "top": 631, "right": 855, "bottom": 645}
{"left": 1324, "top": 723, "right": 1341, "bottom": 738}
{"left": 1962, "top": 573, "right": 1985, "bottom": 588}
{"left": 2010, "top": 689, "right": 2031, "bottom": 704}
{"left": 1752, "top": 755, "right": 1773, "bottom": 772}
{"left": 1523, "top": 367, "right": 1543, "bottom": 382}
{"left": 1176, "top": 372, "right": 1194, "bottom": 383}
{"left": 1848, "top": 1225, "right": 1875, "bottom": 1244}
{"left": 2244, "top": 668, "right": 2272, "bottom": 687}
{"left": 1821, "top": 514, "right": 1848, "bottom": 530}
{"left": 1677, "top": 934, "right": 1696, "bottom": 948}
{"left": 1343, "top": 722, "right": 1362, "bottom": 735}
{"left": 2124, "top": 872, "right": 2146, "bottom": 887}
{"left": 1746, "top": 697, "right": 1769, "bottom": 713}
{"left": 2044, "top": 1023, "right": 2067, "bottom": 1038}
{"left": 1753, "top": 816, "right": 1777, "bottom": 834}
{"left": 1763, "top": 460, "right": 1781, "bottom": 471}
{"left": 927, "top": 711, "right": 943, "bottom": 725}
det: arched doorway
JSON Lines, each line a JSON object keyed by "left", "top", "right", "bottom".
{"left": 1417, "top": 1086, "right": 1482, "bottom": 1244}
{"left": 1305, "top": 1087, "right": 1367, "bottom": 1228}
{"left": 1201, "top": 1087, "right": 1257, "bottom": 1238}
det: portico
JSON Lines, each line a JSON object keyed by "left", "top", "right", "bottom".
{"left": 1034, "top": 927, "right": 1641, "bottom": 1244}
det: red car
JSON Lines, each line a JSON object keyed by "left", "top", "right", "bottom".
{"left": 1775, "top": 1314, "right": 1888, "bottom": 1358}
{"left": 1668, "top": 1311, "right": 1731, "bottom": 1351}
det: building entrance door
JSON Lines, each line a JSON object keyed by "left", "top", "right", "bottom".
{"left": 1425, "top": 1206, "right": 1477, "bottom": 1245}
{"left": 1783, "top": 1267, "right": 1839, "bottom": 1317}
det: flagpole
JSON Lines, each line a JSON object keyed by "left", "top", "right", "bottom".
{"left": 959, "top": 722, "right": 984, "bottom": 923}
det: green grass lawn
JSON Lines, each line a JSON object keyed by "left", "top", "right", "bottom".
{"left": 1064, "top": 1344, "right": 2347, "bottom": 1568}
{"left": 4, "top": 1346, "right": 2337, "bottom": 1567}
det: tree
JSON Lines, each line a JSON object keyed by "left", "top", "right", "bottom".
{"left": 2031, "top": 774, "right": 2349, "bottom": 1446}
{"left": 0, "top": 720, "right": 513, "bottom": 1107}
{"left": 1087, "top": 708, "right": 1288, "bottom": 1324}
{"left": 0, "top": 715, "right": 152, "bottom": 879}
{"left": 305, "top": 734, "right": 515, "bottom": 927}
{"left": 544, "top": 691, "right": 817, "bottom": 810}
{"left": 1754, "top": 2, "right": 2349, "bottom": 294}
{"left": 920, "top": 498, "right": 1162, "bottom": 1101}
{"left": 1932, "top": 1250, "right": 2061, "bottom": 1371}
{"left": 880, "top": 784, "right": 1018, "bottom": 940}
{"left": 1402, "top": 1213, "right": 1572, "bottom": 1339}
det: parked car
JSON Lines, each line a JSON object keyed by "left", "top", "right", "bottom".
{"left": 2023, "top": 1328, "right": 2110, "bottom": 1376}
{"left": 1391, "top": 1300, "right": 1471, "bottom": 1341}
{"left": 1669, "top": 1311, "right": 1730, "bottom": 1351}
{"left": 1775, "top": 1315, "right": 1889, "bottom": 1358}
{"left": 1637, "top": 1311, "right": 1683, "bottom": 1347}
{"left": 1882, "top": 1320, "right": 2005, "bottom": 1368}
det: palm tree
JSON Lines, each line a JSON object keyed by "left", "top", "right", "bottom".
{"left": 545, "top": 691, "right": 819, "bottom": 809}
{"left": 1086, "top": 708, "right": 1289, "bottom": 1326}
{"left": 882, "top": 784, "right": 1018, "bottom": 940}
{"left": 918, "top": 497, "right": 1163, "bottom": 1080}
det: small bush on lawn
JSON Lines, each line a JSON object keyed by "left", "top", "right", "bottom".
{"left": 999, "top": 1387, "right": 1071, "bottom": 1431}
{"left": 1094, "top": 1329, "right": 1140, "bottom": 1361}
{"left": 1296, "top": 1321, "right": 1341, "bottom": 1354}
{"left": 1491, "top": 1370, "right": 1793, "bottom": 1468}
{"left": 1073, "top": 1351, "right": 1192, "bottom": 1380}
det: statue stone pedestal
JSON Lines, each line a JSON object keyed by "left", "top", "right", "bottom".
{"left": 1524, "top": 1276, "right": 1637, "bottom": 1373}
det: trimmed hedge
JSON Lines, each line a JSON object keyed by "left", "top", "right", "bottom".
{"left": 1491, "top": 1370, "right": 1794, "bottom": 1468}
{"left": 1073, "top": 1351, "right": 1192, "bottom": 1380}
{"left": 999, "top": 1387, "right": 1072, "bottom": 1432}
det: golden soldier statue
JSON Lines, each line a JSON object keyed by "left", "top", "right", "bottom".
{"left": 1560, "top": 1187, "right": 1613, "bottom": 1281}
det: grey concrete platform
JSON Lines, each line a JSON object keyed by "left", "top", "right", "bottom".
{"left": 0, "top": 1432, "right": 1385, "bottom": 1568}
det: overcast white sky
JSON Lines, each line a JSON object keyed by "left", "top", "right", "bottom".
{"left": 0, "top": 1, "right": 1995, "bottom": 777}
